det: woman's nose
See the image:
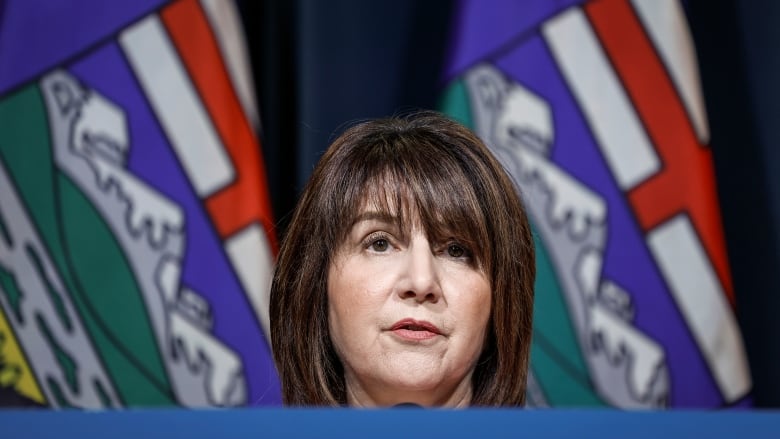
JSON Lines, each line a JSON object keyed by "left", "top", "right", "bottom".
{"left": 397, "top": 238, "right": 442, "bottom": 303}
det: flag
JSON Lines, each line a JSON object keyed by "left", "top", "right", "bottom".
{"left": 0, "top": 0, "right": 280, "bottom": 407}
{"left": 441, "top": 0, "right": 752, "bottom": 408}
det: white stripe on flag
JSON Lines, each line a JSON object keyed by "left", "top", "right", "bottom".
{"left": 199, "top": 0, "right": 261, "bottom": 129}
{"left": 631, "top": 0, "right": 709, "bottom": 144}
{"left": 120, "top": 15, "right": 234, "bottom": 198}
{"left": 647, "top": 215, "right": 751, "bottom": 403}
{"left": 543, "top": 8, "right": 660, "bottom": 191}
{"left": 225, "top": 223, "right": 273, "bottom": 339}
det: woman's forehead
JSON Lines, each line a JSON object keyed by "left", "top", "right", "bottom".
{"left": 349, "top": 194, "right": 469, "bottom": 239}
{"left": 340, "top": 170, "right": 485, "bottom": 237}
{"left": 350, "top": 192, "right": 419, "bottom": 230}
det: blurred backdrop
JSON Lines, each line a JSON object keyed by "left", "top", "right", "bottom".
{"left": 0, "top": 0, "right": 778, "bottom": 409}
{"left": 244, "top": 0, "right": 780, "bottom": 408}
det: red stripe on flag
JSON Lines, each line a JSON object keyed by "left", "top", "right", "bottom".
{"left": 584, "top": 0, "right": 733, "bottom": 301}
{"left": 161, "top": 0, "right": 277, "bottom": 252}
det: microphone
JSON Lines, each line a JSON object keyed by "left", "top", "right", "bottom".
{"left": 392, "top": 402, "right": 423, "bottom": 408}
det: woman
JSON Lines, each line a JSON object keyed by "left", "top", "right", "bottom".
{"left": 270, "top": 111, "right": 535, "bottom": 407}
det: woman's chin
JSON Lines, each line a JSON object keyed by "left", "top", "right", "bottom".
{"left": 348, "top": 370, "right": 472, "bottom": 407}
{"left": 373, "top": 364, "right": 456, "bottom": 394}
{"left": 373, "top": 384, "right": 472, "bottom": 408}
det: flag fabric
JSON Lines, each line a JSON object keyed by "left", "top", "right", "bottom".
{"left": 0, "top": 0, "right": 280, "bottom": 407}
{"left": 441, "top": 0, "right": 752, "bottom": 408}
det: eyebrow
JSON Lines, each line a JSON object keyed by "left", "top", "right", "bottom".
{"left": 349, "top": 211, "right": 398, "bottom": 227}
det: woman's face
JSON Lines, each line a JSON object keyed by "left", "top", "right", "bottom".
{"left": 327, "top": 208, "right": 491, "bottom": 407}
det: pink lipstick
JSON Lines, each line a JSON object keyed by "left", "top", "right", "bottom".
{"left": 390, "top": 319, "right": 442, "bottom": 341}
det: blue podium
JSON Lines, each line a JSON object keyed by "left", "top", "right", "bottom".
{"left": 2, "top": 408, "right": 779, "bottom": 438}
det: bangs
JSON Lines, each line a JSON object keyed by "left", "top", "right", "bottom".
{"left": 331, "top": 136, "right": 493, "bottom": 271}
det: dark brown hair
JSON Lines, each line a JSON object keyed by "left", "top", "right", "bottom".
{"left": 270, "top": 111, "right": 535, "bottom": 406}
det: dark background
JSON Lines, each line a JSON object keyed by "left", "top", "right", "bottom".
{"left": 239, "top": 0, "right": 780, "bottom": 407}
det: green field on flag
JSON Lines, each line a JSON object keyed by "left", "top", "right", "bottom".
{"left": 0, "top": 85, "right": 175, "bottom": 405}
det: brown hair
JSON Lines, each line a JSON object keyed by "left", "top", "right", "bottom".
{"left": 270, "top": 111, "right": 535, "bottom": 406}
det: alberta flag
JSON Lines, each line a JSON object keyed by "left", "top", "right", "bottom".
{"left": 441, "top": 0, "right": 752, "bottom": 408}
{"left": 0, "top": 0, "right": 280, "bottom": 406}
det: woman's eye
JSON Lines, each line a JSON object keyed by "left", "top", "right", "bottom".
{"left": 447, "top": 244, "right": 466, "bottom": 258}
{"left": 370, "top": 239, "right": 389, "bottom": 252}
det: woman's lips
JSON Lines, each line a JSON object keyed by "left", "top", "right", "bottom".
{"left": 390, "top": 318, "right": 442, "bottom": 341}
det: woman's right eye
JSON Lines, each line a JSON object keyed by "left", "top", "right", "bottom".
{"left": 363, "top": 231, "right": 392, "bottom": 253}
{"left": 370, "top": 239, "right": 389, "bottom": 252}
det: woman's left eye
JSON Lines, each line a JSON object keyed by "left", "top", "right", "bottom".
{"left": 446, "top": 243, "right": 467, "bottom": 259}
